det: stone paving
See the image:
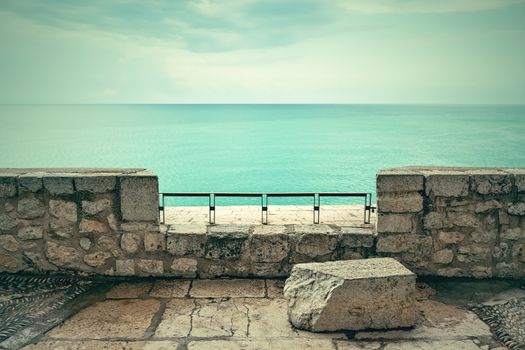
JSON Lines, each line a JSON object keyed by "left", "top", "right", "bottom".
{"left": 163, "top": 204, "right": 375, "bottom": 226}
{"left": 20, "top": 278, "right": 523, "bottom": 350}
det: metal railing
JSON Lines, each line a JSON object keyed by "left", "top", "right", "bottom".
{"left": 159, "top": 192, "right": 374, "bottom": 225}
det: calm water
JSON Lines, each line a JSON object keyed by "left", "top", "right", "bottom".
{"left": 1, "top": 104, "right": 524, "bottom": 205}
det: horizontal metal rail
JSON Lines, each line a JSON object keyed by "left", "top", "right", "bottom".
{"left": 159, "top": 192, "right": 374, "bottom": 225}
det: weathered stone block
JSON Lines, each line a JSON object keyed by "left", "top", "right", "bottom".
{"left": 84, "top": 252, "right": 112, "bottom": 267}
{"left": 43, "top": 175, "right": 75, "bottom": 195}
{"left": 437, "top": 231, "right": 464, "bottom": 244}
{"left": 115, "top": 259, "right": 135, "bottom": 276}
{"left": 377, "top": 172, "right": 424, "bottom": 193}
{"left": 119, "top": 175, "right": 159, "bottom": 222}
{"left": 250, "top": 234, "right": 289, "bottom": 263}
{"left": 121, "top": 233, "right": 141, "bottom": 254}
{"left": 501, "top": 227, "right": 522, "bottom": 240}
{"left": 515, "top": 174, "right": 525, "bottom": 193}
{"left": 18, "top": 173, "right": 43, "bottom": 192}
{"left": 75, "top": 175, "right": 116, "bottom": 193}
{"left": 0, "top": 253, "right": 24, "bottom": 272}
{"left": 508, "top": 202, "right": 525, "bottom": 216}
{"left": 205, "top": 225, "right": 249, "bottom": 260}
{"left": 425, "top": 174, "right": 469, "bottom": 197}
{"left": 79, "top": 219, "right": 107, "bottom": 234}
{"left": 432, "top": 249, "right": 454, "bottom": 264}
{"left": 0, "top": 235, "right": 20, "bottom": 252}
{"left": 471, "top": 174, "right": 512, "bottom": 195}
{"left": 170, "top": 257, "right": 198, "bottom": 277}
{"left": 120, "top": 221, "right": 159, "bottom": 232}
{"left": 0, "top": 176, "right": 17, "bottom": 197}
{"left": 376, "top": 233, "right": 418, "bottom": 253}
{"left": 45, "top": 241, "right": 82, "bottom": 268}
{"left": 81, "top": 199, "right": 111, "bottom": 216}
{"left": 79, "top": 237, "right": 92, "bottom": 251}
{"left": 475, "top": 200, "right": 502, "bottom": 213}
{"left": 17, "top": 225, "right": 44, "bottom": 240}
{"left": 17, "top": 197, "right": 46, "bottom": 219}
{"left": 96, "top": 236, "right": 121, "bottom": 257}
{"left": 0, "top": 212, "right": 18, "bottom": 232}
{"left": 339, "top": 227, "right": 374, "bottom": 248}
{"left": 167, "top": 225, "right": 207, "bottom": 256}
{"left": 144, "top": 232, "right": 166, "bottom": 252}
{"left": 284, "top": 258, "right": 416, "bottom": 331}
{"left": 423, "top": 212, "right": 450, "bottom": 230}
{"left": 377, "top": 192, "right": 423, "bottom": 213}
{"left": 49, "top": 199, "right": 77, "bottom": 222}
{"left": 377, "top": 213, "right": 415, "bottom": 233}
{"left": 136, "top": 259, "right": 164, "bottom": 276}
{"left": 292, "top": 232, "right": 338, "bottom": 261}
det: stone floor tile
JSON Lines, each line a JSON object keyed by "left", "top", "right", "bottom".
{"left": 252, "top": 225, "right": 287, "bottom": 235}
{"left": 154, "top": 299, "right": 194, "bottom": 338}
{"left": 106, "top": 282, "right": 152, "bottom": 299}
{"left": 24, "top": 340, "right": 179, "bottom": 349}
{"left": 383, "top": 340, "right": 481, "bottom": 349}
{"left": 149, "top": 280, "right": 191, "bottom": 298}
{"left": 355, "top": 300, "right": 491, "bottom": 341}
{"left": 334, "top": 341, "right": 382, "bottom": 350}
{"left": 266, "top": 279, "right": 285, "bottom": 298}
{"left": 190, "top": 298, "right": 249, "bottom": 337}
{"left": 187, "top": 339, "right": 337, "bottom": 350}
{"left": 190, "top": 279, "right": 265, "bottom": 298}
{"left": 244, "top": 298, "right": 346, "bottom": 340}
{"left": 47, "top": 299, "right": 160, "bottom": 339}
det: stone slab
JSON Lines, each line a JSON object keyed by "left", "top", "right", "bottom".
{"left": 284, "top": 258, "right": 416, "bottom": 331}
{"left": 119, "top": 175, "right": 159, "bottom": 222}
{"left": 149, "top": 280, "right": 191, "bottom": 298}
{"left": 190, "top": 279, "right": 265, "bottom": 298}
{"left": 25, "top": 340, "right": 180, "bottom": 350}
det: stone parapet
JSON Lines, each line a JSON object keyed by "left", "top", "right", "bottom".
{"left": 0, "top": 168, "right": 159, "bottom": 275}
{"left": 376, "top": 167, "right": 525, "bottom": 278}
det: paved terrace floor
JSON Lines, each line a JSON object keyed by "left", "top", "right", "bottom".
{"left": 13, "top": 278, "right": 524, "bottom": 350}
{"left": 163, "top": 205, "right": 375, "bottom": 226}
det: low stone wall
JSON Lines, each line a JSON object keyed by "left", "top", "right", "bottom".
{"left": 376, "top": 167, "right": 525, "bottom": 278}
{"left": 0, "top": 169, "right": 159, "bottom": 276}
{"left": 0, "top": 168, "right": 373, "bottom": 277}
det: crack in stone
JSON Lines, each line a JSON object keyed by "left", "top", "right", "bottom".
{"left": 187, "top": 299, "right": 198, "bottom": 337}
{"left": 144, "top": 300, "right": 166, "bottom": 338}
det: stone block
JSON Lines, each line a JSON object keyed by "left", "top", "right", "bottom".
{"left": 167, "top": 226, "right": 207, "bottom": 256}
{"left": 425, "top": 174, "right": 469, "bottom": 197}
{"left": 0, "top": 253, "right": 24, "bottom": 272}
{"left": 79, "top": 237, "right": 92, "bottom": 250}
{"left": 120, "top": 233, "right": 141, "bottom": 254}
{"left": 376, "top": 233, "right": 418, "bottom": 253}
{"left": 508, "top": 202, "right": 525, "bottom": 216}
{"left": 115, "top": 259, "right": 135, "bottom": 276}
{"left": 0, "top": 212, "right": 18, "bottom": 232}
{"left": 423, "top": 212, "right": 450, "bottom": 230}
{"left": 17, "top": 196, "right": 46, "bottom": 219}
{"left": 120, "top": 221, "right": 158, "bottom": 232}
{"left": 170, "top": 257, "right": 198, "bottom": 277}
{"left": 144, "top": 232, "right": 166, "bottom": 252}
{"left": 0, "top": 176, "right": 17, "bottom": 197}
{"left": 500, "top": 227, "right": 522, "bottom": 240}
{"left": 339, "top": 227, "right": 374, "bottom": 248}
{"left": 377, "top": 192, "right": 423, "bottom": 213}
{"left": 75, "top": 175, "right": 116, "bottom": 193}
{"left": 377, "top": 213, "right": 415, "bottom": 233}
{"left": 284, "top": 258, "right": 416, "bottom": 331}
{"left": 292, "top": 232, "right": 338, "bottom": 261}
{"left": 475, "top": 200, "right": 502, "bottom": 213}
{"left": 81, "top": 199, "right": 111, "bottom": 215}
{"left": 515, "top": 174, "right": 525, "bottom": 193}
{"left": 49, "top": 199, "right": 77, "bottom": 222}
{"left": 471, "top": 174, "right": 512, "bottom": 195}
{"left": 18, "top": 173, "right": 43, "bottom": 192}
{"left": 84, "top": 252, "right": 112, "bottom": 267}
{"left": 17, "top": 225, "right": 44, "bottom": 240}
{"left": 79, "top": 219, "right": 107, "bottom": 234}
{"left": 0, "top": 235, "right": 20, "bottom": 252}
{"left": 205, "top": 226, "right": 249, "bottom": 260}
{"left": 136, "top": 259, "right": 164, "bottom": 276}
{"left": 377, "top": 172, "right": 424, "bottom": 193}
{"left": 437, "top": 231, "right": 464, "bottom": 244}
{"left": 119, "top": 175, "right": 159, "bottom": 222}
{"left": 250, "top": 234, "right": 289, "bottom": 263}
{"left": 43, "top": 174, "right": 75, "bottom": 195}
{"left": 45, "top": 241, "right": 82, "bottom": 268}
{"left": 432, "top": 249, "right": 454, "bottom": 264}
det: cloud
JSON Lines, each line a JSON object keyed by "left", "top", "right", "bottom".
{"left": 337, "top": 0, "right": 525, "bottom": 14}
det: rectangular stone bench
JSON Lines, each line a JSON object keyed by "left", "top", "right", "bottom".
{"left": 283, "top": 258, "right": 416, "bottom": 331}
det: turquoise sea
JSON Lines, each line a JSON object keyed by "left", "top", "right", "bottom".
{"left": 1, "top": 104, "right": 524, "bottom": 205}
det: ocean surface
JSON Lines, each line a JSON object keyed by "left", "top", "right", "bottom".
{"left": 1, "top": 104, "right": 524, "bottom": 205}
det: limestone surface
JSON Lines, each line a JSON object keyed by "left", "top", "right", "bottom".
{"left": 284, "top": 258, "right": 416, "bottom": 331}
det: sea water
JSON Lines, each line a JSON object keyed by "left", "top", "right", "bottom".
{"left": 1, "top": 104, "right": 524, "bottom": 205}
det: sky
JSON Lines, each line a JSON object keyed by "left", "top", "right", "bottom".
{"left": 0, "top": 0, "right": 524, "bottom": 104}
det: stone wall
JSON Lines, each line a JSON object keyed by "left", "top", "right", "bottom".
{"left": 376, "top": 167, "right": 525, "bottom": 278}
{"left": 0, "top": 168, "right": 373, "bottom": 277}
{"left": 0, "top": 169, "right": 159, "bottom": 276}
